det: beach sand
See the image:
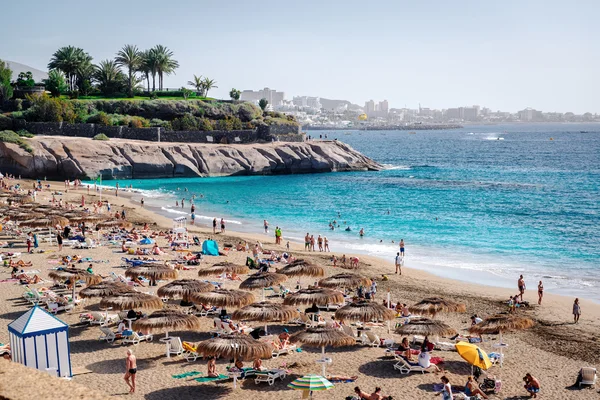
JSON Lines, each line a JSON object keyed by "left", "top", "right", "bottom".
{"left": 0, "top": 180, "right": 598, "bottom": 400}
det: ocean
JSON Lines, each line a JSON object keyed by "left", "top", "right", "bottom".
{"left": 92, "top": 123, "right": 600, "bottom": 301}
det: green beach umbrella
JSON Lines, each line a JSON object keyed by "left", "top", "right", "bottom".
{"left": 288, "top": 374, "right": 333, "bottom": 398}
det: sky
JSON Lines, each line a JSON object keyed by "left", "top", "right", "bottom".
{"left": 2, "top": 0, "right": 599, "bottom": 113}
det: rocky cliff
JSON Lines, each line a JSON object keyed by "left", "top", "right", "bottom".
{"left": 0, "top": 136, "right": 382, "bottom": 179}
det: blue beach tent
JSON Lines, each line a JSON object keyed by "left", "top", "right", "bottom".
{"left": 202, "top": 240, "right": 219, "bottom": 256}
{"left": 139, "top": 238, "right": 155, "bottom": 245}
{"left": 8, "top": 306, "right": 72, "bottom": 377}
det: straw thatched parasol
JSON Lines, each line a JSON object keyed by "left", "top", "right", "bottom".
{"left": 394, "top": 318, "right": 457, "bottom": 337}
{"left": 232, "top": 301, "right": 299, "bottom": 334}
{"left": 196, "top": 333, "right": 272, "bottom": 387}
{"left": 468, "top": 314, "right": 534, "bottom": 367}
{"left": 156, "top": 279, "right": 214, "bottom": 300}
{"left": 197, "top": 262, "right": 250, "bottom": 277}
{"left": 79, "top": 281, "right": 133, "bottom": 298}
{"left": 240, "top": 272, "right": 287, "bottom": 290}
{"left": 277, "top": 260, "right": 325, "bottom": 278}
{"left": 48, "top": 267, "right": 103, "bottom": 300}
{"left": 291, "top": 327, "right": 356, "bottom": 375}
{"left": 283, "top": 288, "right": 345, "bottom": 306}
{"left": 409, "top": 297, "right": 467, "bottom": 318}
{"left": 188, "top": 289, "right": 255, "bottom": 308}
{"left": 133, "top": 309, "right": 201, "bottom": 357}
{"left": 20, "top": 216, "right": 69, "bottom": 228}
{"left": 99, "top": 292, "right": 164, "bottom": 311}
{"left": 125, "top": 264, "right": 178, "bottom": 283}
{"left": 335, "top": 301, "right": 396, "bottom": 323}
{"left": 318, "top": 273, "right": 372, "bottom": 289}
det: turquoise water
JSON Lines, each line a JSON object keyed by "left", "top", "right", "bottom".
{"left": 93, "top": 124, "right": 600, "bottom": 300}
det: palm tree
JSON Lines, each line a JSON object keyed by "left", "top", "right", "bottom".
{"left": 115, "top": 44, "right": 141, "bottom": 98}
{"left": 188, "top": 74, "right": 203, "bottom": 93}
{"left": 93, "top": 60, "right": 124, "bottom": 96}
{"left": 48, "top": 46, "right": 93, "bottom": 92}
{"left": 151, "top": 45, "right": 179, "bottom": 91}
{"left": 137, "top": 50, "right": 153, "bottom": 93}
{"left": 202, "top": 78, "right": 218, "bottom": 97}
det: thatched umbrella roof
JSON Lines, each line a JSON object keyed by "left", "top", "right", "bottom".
{"left": 48, "top": 268, "right": 103, "bottom": 285}
{"left": 188, "top": 289, "right": 255, "bottom": 308}
{"left": 291, "top": 327, "right": 355, "bottom": 348}
{"left": 132, "top": 309, "right": 200, "bottom": 334}
{"left": 231, "top": 302, "right": 299, "bottom": 323}
{"left": 100, "top": 292, "right": 164, "bottom": 311}
{"left": 79, "top": 281, "right": 134, "bottom": 298}
{"left": 395, "top": 318, "right": 457, "bottom": 337}
{"left": 239, "top": 272, "right": 287, "bottom": 290}
{"left": 277, "top": 260, "right": 325, "bottom": 278}
{"left": 335, "top": 301, "right": 396, "bottom": 323}
{"left": 283, "top": 288, "right": 345, "bottom": 306}
{"left": 195, "top": 334, "right": 272, "bottom": 361}
{"left": 409, "top": 297, "right": 467, "bottom": 318}
{"left": 156, "top": 279, "right": 214, "bottom": 300}
{"left": 7, "top": 212, "right": 44, "bottom": 221}
{"left": 197, "top": 262, "right": 250, "bottom": 277}
{"left": 468, "top": 314, "right": 535, "bottom": 335}
{"left": 125, "top": 265, "right": 178, "bottom": 281}
{"left": 319, "top": 273, "right": 371, "bottom": 289}
{"left": 8, "top": 195, "right": 33, "bottom": 204}
{"left": 96, "top": 220, "right": 133, "bottom": 229}
{"left": 20, "top": 217, "right": 66, "bottom": 228}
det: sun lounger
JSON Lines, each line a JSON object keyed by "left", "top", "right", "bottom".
{"left": 363, "top": 331, "right": 381, "bottom": 347}
{"left": 47, "top": 302, "right": 74, "bottom": 314}
{"left": 579, "top": 367, "right": 597, "bottom": 387}
{"left": 254, "top": 369, "right": 287, "bottom": 385}
{"left": 98, "top": 327, "right": 118, "bottom": 343}
{"left": 168, "top": 337, "right": 184, "bottom": 357}
{"left": 123, "top": 331, "right": 153, "bottom": 345}
{"left": 393, "top": 356, "right": 427, "bottom": 374}
{"left": 272, "top": 343, "right": 297, "bottom": 358}
{"left": 182, "top": 341, "right": 202, "bottom": 362}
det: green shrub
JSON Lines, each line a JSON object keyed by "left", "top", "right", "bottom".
{"left": 0, "top": 114, "right": 12, "bottom": 130}
{"left": 15, "top": 99, "right": 23, "bottom": 111}
{"left": 150, "top": 92, "right": 158, "bottom": 100}
{"left": 93, "top": 133, "right": 110, "bottom": 141}
{"left": 87, "top": 111, "right": 111, "bottom": 126}
{"left": 171, "top": 113, "right": 198, "bottom": 131}
{"left": 198, "top": 118, "right": 214, "bottom": 131}
{"left": 17, "top": 129, "right": 34, "bottom": 138}
{"left": 149, "top": 118, "right": 172, "bottom": 130}
{"left": 24, "top": 93, "right": 75, "bottom": 123}
{"left": 128, "top": 116, "right": 149, "bottom": 128}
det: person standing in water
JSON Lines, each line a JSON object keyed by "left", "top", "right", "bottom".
{"left": 399, "top": 239, "right": 405, "bottom": 256}
{"left": 124, "top": 349, "right": 137, "bottom": 394}
{"left": 264, "top": 220, "right": 269, "bottom": 233}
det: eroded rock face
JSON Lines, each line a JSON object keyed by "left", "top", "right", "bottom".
{"left": 0, "top": 136, "right": 382, "bottom": 179}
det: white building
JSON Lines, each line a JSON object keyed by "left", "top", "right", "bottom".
{"left": 240, "top": 88, "right": 285, "bottom": 107}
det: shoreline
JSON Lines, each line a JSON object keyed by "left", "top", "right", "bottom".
{"left": 88, "top": 180, "right": 600, "bottom": 304}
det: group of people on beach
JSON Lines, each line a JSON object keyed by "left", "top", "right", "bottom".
{"left": 304, "top": 233, "right": 330, "bottom": 252}
{"left": 516, "top": 275, "right": 582, "bottom": 323}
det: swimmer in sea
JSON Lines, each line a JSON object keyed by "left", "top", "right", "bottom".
{"left": 345, "top": 226, "right": 352, "bottom": 232}
{"left": 359, "top": 228, "right": 364, "bottom": 237}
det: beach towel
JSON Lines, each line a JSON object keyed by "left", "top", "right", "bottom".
{"left": 327, "top": 377, "right": 357, "bottom": 383}
{"left": 202, "top": 240, "right": 219, "bottom": 256}
{"left": 194, "top": 374, "right": 228, "bottom": 383}
{"left": 172, "top": 371, "right": 202, "bottom": 379}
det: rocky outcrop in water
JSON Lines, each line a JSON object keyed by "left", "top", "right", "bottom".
{"left": 0, "top": 136, "right": 382, "bottom": 179}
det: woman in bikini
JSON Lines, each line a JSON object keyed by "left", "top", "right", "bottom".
{"left": 537, "top": 281, "right": 544, "bottom": 305}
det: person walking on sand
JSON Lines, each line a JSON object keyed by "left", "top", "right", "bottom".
{"left": 395, "top": 252, "right": 403, "bottom": 274}
{"left": 56, "top": 232, "right": 63, "bottom": 252}
{"left": 324, "top": 236, "right": 330, "bottom": 252}
{"left": 220, "top": 218, "right": 225, "bottom": 233}
{"left": 399, "top": 239, "right": 405, "bottom": 256}
{"left": 537, "top": 281, "right": 544, "bottom": 305}
{"left": 181, "top": 198, "right": 185, "bottom": 209}
{"left": 212, "top": 218, "right": 217, "bottom": 234}
{"left": 140, "top": 197, "right": 144, "bottom": 208}
{"left": 310, "top": 235, "right": 316, "bottom": 251}
{"left": 124, "top": 349, "right": 137, "bottom": 394}
{"left": 304, "top": 233, "right": 310, "bottom": 251}
{"left": 518, "top": 275, "right": 526, "bottom": 301}
{"left": 317, "top": 235, "right": 323, "bottom": 251}
{"left": 573, "top": 298, "right": 581, "bottom": 323}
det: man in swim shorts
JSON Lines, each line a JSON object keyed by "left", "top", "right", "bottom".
{"left": 124, "top": 349, "right": 137, "bottom": 394}
{"left": 399, "top": 239, "right": 405, "bottom": 256}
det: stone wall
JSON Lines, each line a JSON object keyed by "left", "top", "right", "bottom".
{"left": 14, "top": 121, "right": 304, "bottom": 143}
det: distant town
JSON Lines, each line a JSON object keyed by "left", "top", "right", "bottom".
{"left": 240, "top": 87, "right": 600, "bottom": 129}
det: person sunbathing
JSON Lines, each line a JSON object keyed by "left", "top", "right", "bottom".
{"left": 253, "top": 358, "right": 265, "bottom": 371}
{"left": 121, "top": 241, "right": 128, "bottom": 252}
{"left": 17, "top": 273, "right": 41, "bottom": 284}
{"left": 152, "top": 244, "right": 164, "bottom": 256}
{"left": 278, "top": 331, "right": 291, "bottom": 348}
{"left": 207, "top": 357, "right": 218, "bottom": 377}
{"left": 396, "top": 337, "right": 418, "bottom": 361}
{"left": 9, "top": 259, "right": 33, "bottom": 267}
{"left": 327, "top": 374, "right": 358, "bottom": 382}
{"left": 465, "top": 376, "right": 489, "bottom": 399}
{"left": 354, "top": 386, "right": 393, "bottom": 400}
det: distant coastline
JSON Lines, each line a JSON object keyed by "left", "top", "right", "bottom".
{"left": 304, "top": 123, "right": 462, "bottom": 131}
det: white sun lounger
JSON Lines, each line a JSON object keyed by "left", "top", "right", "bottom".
{"left": 123, "top": 331, "right": 153, "bottom": 345}
{"left": 393, "top": 356, "right": 427, "bottom": 374}
{"left": 579, "top": 367, "right": 597, "bottom": 387}
{"left": 254, "top": 369, "right": 287, "bottom": 385}
{"left": 98, "top": 327, "right": 117, "bottom": 343}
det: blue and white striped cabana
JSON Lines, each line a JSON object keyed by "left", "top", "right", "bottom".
{"left": 8, "top": 305, "right": 72, "bottom": 377}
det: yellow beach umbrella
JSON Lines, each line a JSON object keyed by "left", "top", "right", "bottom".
{"left": 455, "top": 341, "right": 492, "bottom": 370}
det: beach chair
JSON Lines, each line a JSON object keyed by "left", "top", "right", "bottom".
{"left": 254, "top": 369, "right": 287, "bottom": 386}
{"left": 98, "top": 327, "right": 117, "bottom": 343}
{"left": 182, "top": 341, "right": 201, "bottom": 362}
{"left": 272, "top": 343, "right": 297, "bottom": 358}
{"left": 364, "top": 331, "right": 381, "bottom": 347}
{"left": 210, "top": 318, "right": 225, "bottom": 336}
{"left": 168, "top": 337, "right": 184, "bottom": 357}
{"left": 579, "top": 367, "right": 597, "bottom": 387}
{"left": 123, "top": 331, "right": 153, "bottom": 345}
{"left": 393, "top": 356, "right": 427, "bottom": 374}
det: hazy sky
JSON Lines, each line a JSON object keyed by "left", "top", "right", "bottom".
{"left": 3, "top": 0, "right": 598, "bottom": 113}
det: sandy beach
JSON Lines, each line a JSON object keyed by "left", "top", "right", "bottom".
{"left": 0, "top": 180, "right": 598, "bottom": 400}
